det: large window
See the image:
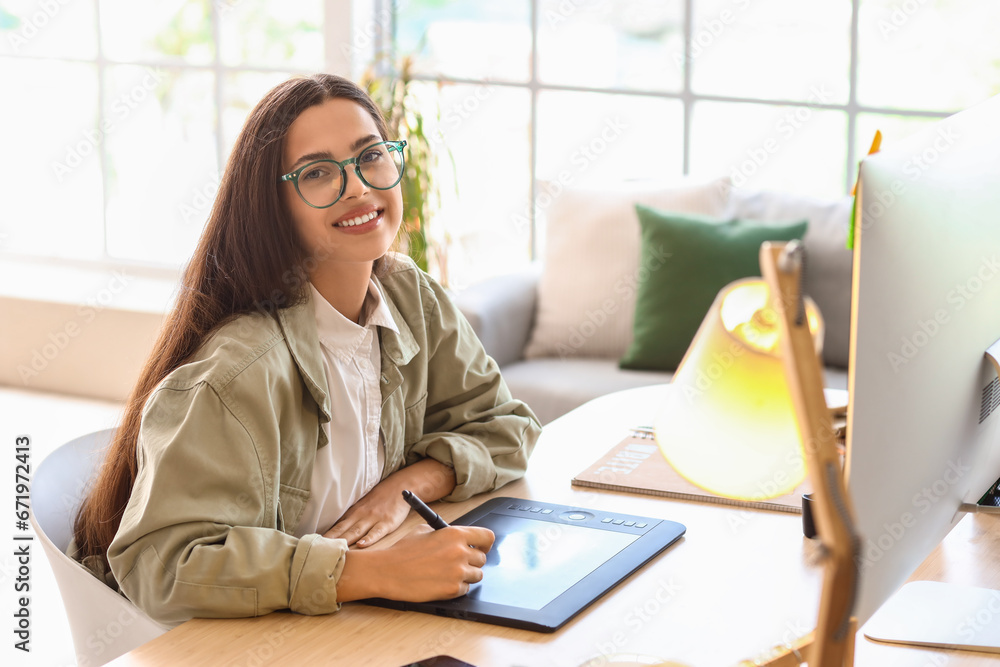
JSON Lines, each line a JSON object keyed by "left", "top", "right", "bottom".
{"left": 394, "top": 0, "right": 1000, "bottom": 286}
{"left": 2, "top": 1, "right": 999, "bottom": 288}
{"left": 0, "top": 0, "right": 333, "bottom": 271}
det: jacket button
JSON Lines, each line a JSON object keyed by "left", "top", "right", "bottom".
{"left": 381, "top": 375, "right": 388, "bottom": 384}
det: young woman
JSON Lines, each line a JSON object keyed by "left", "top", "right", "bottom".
{"left": 71, "top": 73, "right": 541, "bottom": 626}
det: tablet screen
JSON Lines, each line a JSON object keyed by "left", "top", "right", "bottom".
{"left": 465, "top": 514, "right": 638, "bottom": 610}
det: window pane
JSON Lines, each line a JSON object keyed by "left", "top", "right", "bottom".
{"left": 409, "top": 82, "right": 531, "bottom": 287}
{"left": 536, "top": 91, "right": 684, "bottom": 187}
{"left": 538, "top": 0, "right": 684, "bottom": 92}
{"left": 221, "top": 70, "right": 295, "bottom": 157}
{"left": 690, "top": 101, "right": 848, "bottom": 199}
{"left": 536, "top": 91, "right": 684, "bottom": 257}
{"left": 100, "top": 0, "right": 213, "bottom": 65}
{"left": 858, "top": 0, "right": 1000, "bottom": 112}
{"left": 0, "top": 0, "right": 97, "bottom": 58}
{"left": 104, "top": 66, "right": 216, "bottom": 264}
{"left": 691, "top": 0, "right": 850, "bottom": 104}
{"left": 218, "top": 0, "right": 322, "bottom": 70}
{"left": 0, "top": 60, "right": 104, "bottom": 260}
{"left": 396, "top": 0, "right": 530, "bottom": 83}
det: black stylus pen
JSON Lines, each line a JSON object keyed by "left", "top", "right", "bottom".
{"left": 402, "top": 489, "right": 449, "bottom": 530}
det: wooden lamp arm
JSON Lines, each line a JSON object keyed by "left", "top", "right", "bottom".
{"left": 754, "top": 241, "right": 861, "bottom": 667}
{"left": 737, "top": 631, "right": 815, "bottom": 667}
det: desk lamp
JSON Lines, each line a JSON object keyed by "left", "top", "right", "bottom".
{"left": 655, "top": 241, "right": 860, "bottom": 667}
{"left": 655, "top": 278, "right": 822, "bottom": 501}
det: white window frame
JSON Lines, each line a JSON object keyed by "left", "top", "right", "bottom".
{"left": 389, "top": 0, "right": 957, "bottom": 261}
{"left": 0, "top": 0, "right": 382, "bottom": 285}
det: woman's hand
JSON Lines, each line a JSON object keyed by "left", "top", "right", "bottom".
{"left": 337, "top": 524, "right": 495, "bottom": 603}
{"left": 323, "top": 458, "right": 457, "bottom": 547}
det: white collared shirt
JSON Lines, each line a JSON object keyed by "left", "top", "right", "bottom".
{"left": 294, "top": 277, "right": 399, "bottom": 537}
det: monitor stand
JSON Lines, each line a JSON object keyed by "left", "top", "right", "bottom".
{"left": 863, "top": 581, "right": 1000, "bottom": 652}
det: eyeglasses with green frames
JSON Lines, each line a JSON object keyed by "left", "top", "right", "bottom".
{"left": 279, "top": 140, "right": 407, "bottom": 209}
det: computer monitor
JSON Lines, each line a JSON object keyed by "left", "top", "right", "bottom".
{"left": 846, "top": 93, "right": 1000, "bottom": 648}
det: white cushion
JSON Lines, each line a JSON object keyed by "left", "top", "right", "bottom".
{"left": 724, "top": 186, "right": 854, "bottom": 368}
{"left": 525, "top": 177, "right": 732, "bottom": 360}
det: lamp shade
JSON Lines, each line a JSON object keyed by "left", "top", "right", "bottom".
{"left": 655, "top": 278, "right": 823, "bottom": 500}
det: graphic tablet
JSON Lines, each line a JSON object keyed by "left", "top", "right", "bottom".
{"left": 361, "top": 496, "right": 686, "bottom": 632}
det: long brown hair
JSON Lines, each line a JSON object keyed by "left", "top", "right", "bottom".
{"left": 73, "top": 74, "right": 393, "bottom": 569}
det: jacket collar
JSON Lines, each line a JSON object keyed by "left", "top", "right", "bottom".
{"left": 275, "top": 277, "right": 420, "bottom": 429}
{"left": 378, "top": 283, "right": 419, "bottom": 366}
{"left": 276, "top": 294, "right": 332, "bottom": 427}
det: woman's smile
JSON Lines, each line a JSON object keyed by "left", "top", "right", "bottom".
{"left": 332, "top": 205, "right": 384, "bottom": 232}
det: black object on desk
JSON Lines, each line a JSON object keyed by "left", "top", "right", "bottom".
{"left": 362, "top": 496, "right": 686, "bottom": 632}
{"left": 403, "top": 489, "right": 450, "bottom": 529}
{"left": 977, "top": 476, "right": 1000, "bottom": 507}
{"left": 400, "top": 657, "right": 477, "bottom": 667}
{"left": 801, "top": 492, "right": 818, "bottom": 539}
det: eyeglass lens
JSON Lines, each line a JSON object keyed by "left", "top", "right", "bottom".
{"left": 297, "top": 143, "right": 403, "bottom": 207}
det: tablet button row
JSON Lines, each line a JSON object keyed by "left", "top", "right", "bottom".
{"left": 598, "top": 518, "right": 648, "bottom": 528}
{"left": 507, "top": 503, "right": 553, "bottom": 514}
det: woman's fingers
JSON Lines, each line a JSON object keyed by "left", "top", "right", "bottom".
{"left": 470, "top": 546, "right": 488, "bottom": 568}
{"left": 341, "top": 525, "right": 497, "bottom": 603}
{"left": 325, "top": 518, "right": 370, "bottom": 545}
{"left": 461, "top": 526, "right": 496, "bottom": 553}
{"left": 355, "top": 522, "right": 391, "bottom": 548}
{"left": 465, "top": 563, "right": 485, "bottom": 584}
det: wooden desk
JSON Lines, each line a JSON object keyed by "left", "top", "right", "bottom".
{"left": 111, "top": 386, "right": 1000, "bottom": 667}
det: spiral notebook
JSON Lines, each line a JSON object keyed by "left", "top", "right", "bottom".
{"left": 571, "top": 428, "right": 806, "bottom": 513}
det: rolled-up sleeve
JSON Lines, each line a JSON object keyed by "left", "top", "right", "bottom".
{"left": 108, "top": 383, "right": 347, "bottom": 626}
{"left": 405, "top": 278, "right": 541, "bottom": 501}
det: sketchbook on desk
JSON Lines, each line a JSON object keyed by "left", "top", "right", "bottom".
{"left": 571, "top": 429, "right": 807, "bottom": 513}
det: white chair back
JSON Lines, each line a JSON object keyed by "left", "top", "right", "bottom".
{"left": 29, "top": 429, "right": 167, "bottom": 666}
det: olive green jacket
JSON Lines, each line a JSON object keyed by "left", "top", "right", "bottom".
{"left": 106, "top": 257, "right": 540, "bottom": 626}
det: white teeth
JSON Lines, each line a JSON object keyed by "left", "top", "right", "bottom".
{"left": 336, "top": 211, "right": 378, "bottom": 227}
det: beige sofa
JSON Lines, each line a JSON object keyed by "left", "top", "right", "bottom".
{"left": 454, "top": 179, "right": 854, "bottom": 424}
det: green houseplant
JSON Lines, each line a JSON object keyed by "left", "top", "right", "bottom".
{"left": 361, "top": 55, "right": 454, "bottom": 284}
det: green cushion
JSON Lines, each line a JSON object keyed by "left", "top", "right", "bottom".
{"left": 619, "top": 205, "right": 808, "bottom": 372}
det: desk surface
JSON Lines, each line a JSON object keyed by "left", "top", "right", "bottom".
{"left": 111, "top": 386, "right": 1000, "bottom": 667}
